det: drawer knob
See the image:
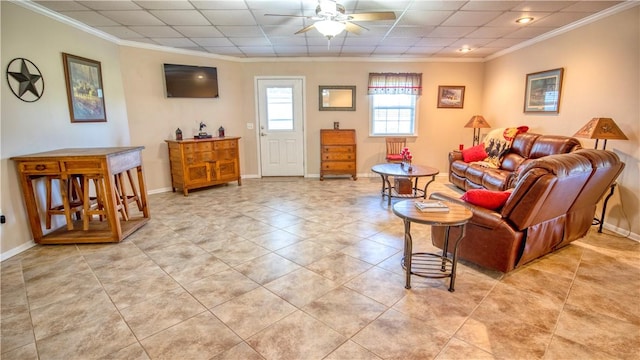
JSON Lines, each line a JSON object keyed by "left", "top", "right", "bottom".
{"left": 35, "top": 164, "right": 46, "bottom": 171}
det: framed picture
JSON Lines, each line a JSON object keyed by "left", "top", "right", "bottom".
{"left": 437, "top": 86, "right": 465, "bottom": 108}
{"left": 62, "top": 53, "right": 107, "bottom": 122}
{"left": 524, "top": 68, "right": 564, "bottom": 114}
{"left": 319, "top": 85, "right": 355, "bottom": 111}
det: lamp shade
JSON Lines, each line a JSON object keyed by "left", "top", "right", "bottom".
{"left": 464, "top": 115, "right": 491, "bottom": 128}
{"left": 314, "top": 20, "right": 345, "bottom": 38}
{"left": 573, "top": 117, "right": 628, "bottom": 140}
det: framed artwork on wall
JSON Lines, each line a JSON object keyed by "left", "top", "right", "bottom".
{"left": 62, "top": 53, "right": 107, "bottom": 122}
{"left": 319, "top": 85, "right": 356, "bottom": 111}
{"left": 437, "top": 86, "right": 465, "bottom": 108}
{"left": 524, "top": 68, "right": 564, "bottom": 114}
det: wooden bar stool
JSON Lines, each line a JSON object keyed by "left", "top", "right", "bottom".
{"left": 114, "top": 169, "right": 142, "bottom": 218}
{"left": 82, "top": 174, "right": 129, "bottom": 230}
{"left": 45, "top": 175, "right": 84, "bottom": 230}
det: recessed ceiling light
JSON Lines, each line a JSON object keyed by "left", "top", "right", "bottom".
{"left": 458, "top": 46, "right": 472, "bottom": 53}
{"left": 516, "top": 17, "right": 534, "bottom": 24}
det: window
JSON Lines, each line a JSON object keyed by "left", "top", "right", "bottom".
{"left": 266, "top": 87, "right": 294, "bottom": 130}
{"left": 368, "top": 73, "right": 422, "bottom": 136}
{"left": 370, "top": 94, "right": 417, "bottom": 135}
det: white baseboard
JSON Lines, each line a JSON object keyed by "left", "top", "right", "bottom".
{"left": 1, "top": 240, "right": 36, "bottom": 261}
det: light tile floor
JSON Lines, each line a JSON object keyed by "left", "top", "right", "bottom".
{"left": 2, "top": 177, "right": 639, "bottom": 359}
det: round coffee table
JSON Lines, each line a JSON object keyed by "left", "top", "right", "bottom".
{"left": 392, "top": 199, "right": 472, "bottom": 292}
{"left": 371, "top": 163, "right": 439, "bottom": 206}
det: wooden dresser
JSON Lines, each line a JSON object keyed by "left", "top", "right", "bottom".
{"left": 165, "top": 137, "right": 241, "bottom": 195}
{"left": 320, "top": 129, "right": 357, "bottom": 180}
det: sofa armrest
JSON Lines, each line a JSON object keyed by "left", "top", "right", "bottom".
{"left": 449, "top": 150, "right": 463, "bottom": 163}
{"left": 429, "top": 192, "right": 504, "bottom": 230}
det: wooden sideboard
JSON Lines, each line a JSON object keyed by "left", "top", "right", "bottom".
{"left": 165, "top": 137, "right": 241, "bottom": 196}
{"left": 320, "top": 129, "right": 357, "bottom": 180}
{"left": 11, "top": 147, "right": 150, "bottom": 244}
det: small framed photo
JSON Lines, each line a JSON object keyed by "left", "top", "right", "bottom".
{"left": 437, "top": 86, "right": 465, "bottom": 108}
{"left": 62, "top": 53, "right": 107, "bottom": 122}
{"left": 524, "top": 68, "right": 564, "bottom": 114}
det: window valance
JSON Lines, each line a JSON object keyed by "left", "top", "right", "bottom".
{"left": 367, "top": 73, "right": 422, "bottom": 95}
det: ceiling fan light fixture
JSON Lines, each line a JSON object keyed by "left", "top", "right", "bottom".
{"left": 315, "top": 20, "right": 345, "bottom": 39}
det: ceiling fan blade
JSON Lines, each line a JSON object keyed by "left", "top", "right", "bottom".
{"left": 348, "top": 12, "right": 396, "bottom": 22}
{"left": 345, "top": 21, "right": 367, "bottom": 35}
{"left": 294, "top": 24, "right": 316, "bottom": 35}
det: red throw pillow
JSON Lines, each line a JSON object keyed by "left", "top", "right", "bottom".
{"left": 461, "top": 189, "right": 511, "bottom": 210}
{"left": 461, "top": 144, "right": 488, "bottom": 163}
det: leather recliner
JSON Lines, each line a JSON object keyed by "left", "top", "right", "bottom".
{"left": 432, "top": 149, "right": 624, "bottom": 273}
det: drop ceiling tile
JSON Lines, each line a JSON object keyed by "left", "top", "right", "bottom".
{"left": 372, "top": 46, "right": 410, "bottom": 54}
{"left": 353, "top": 0, "right": 411, "bottom": 11}
{"left": 78, "top": 1, "right": 142, "bottom": 11}
{"left": 129, "top": 26, "right": 182, "bottom": 37}
{"left": 408, "top": 1, "right": 466, "bottom": 11}
{"left": 427, "top": 26, "right": 477, "bottom": 38}
{"left": 503, "top": 26, "right": 556, "bottom": 39}
{"left": 203, "top": 46, "right": 244, "bottom": 55}
{"left": 217, "top": 26, "right": 264, "bottom": 37}
{"left": 513, "top": 1, "right": 575, "bottom": 12}
{"left": 485, "top": 37, "right": 527, "bottom": 48}
{"left": 441, "top": 10, "right": 503, "bottom": 26}
{"left": 152, "top": 37, "right": 198, "bottom": 47}
{"left": 60, "top": 11, "right": 120, "bottom": 26}
{"left": 99, "top": 10, "right": 165, "bottom": 25}
{"left": 246, "top": 0, "right": 314, "bottom": 10}
{"left": 134, "top": 1, "right": 195, "bottom": 10}
{"left": 149, "top": 10, "right": 210, "bottom": 25}
{"left": 95, "top": 26, "right": 145, "bottom": 39}
{"left": 466, "top": 26, "right": 517, "bottom": 38}
{"left": 201, "top": 10, "right": 258, "bottom": 26}
{"left": 307, "top": 46, "right": 342, "bottom": 55}
{"left": 238, "top": 46, "right": 276, "bottom": 55}
{"left": 530, "top": 12, "right": 592, "bottom": 27}
{"left": 34, "top": 1, "right": 90, "bottom": 11}
{"left": 387, "top": 26, "right": 436, "bottom": 37}
{"left": 190, "top": 38, "right": 234, "bottom": 46}
{"left": 378, "top": 37, "right": 419, "bottom": 46}
{"left": 484, "top": 12, "right": 552, "bottom": 27}
{"left": 397, "top": 10, "right": 454, "bottom": 26}
{"left": 192, "top": 1, "right": 248, "bottom": 10}
{"left": 414, "top": 37, "right": 457, "bottom": 47}
{"left": 339, "top": 45, "right": 376, "bottom": 53}
{"left": 173, "top": 26, "right": 223, "bottom": 37}
{"left": 404, "top": 46, "right": 444, "bottom": 55}
{"left": 449, "top": 38, "right": 494, "bottom": 48}
{"left": 128, "top": 38, "right": 160, "bottom": 45}
{"left": 561, "top": 1, "right": 623, "bottom": 12}
{"left": 268, "top": 36, "right": 308, "bottom": 46}
{"left": 230, "top": 37, "right": 271, "bottom": 47}
{"left": 273, "top": 46, "right": 309, "bottom": 54}
{"left": 460, "top": 1, "right": 522, "bottom": 11}
{"left": 255, "top": 11, "right": 306, "bottom": 26}
{"left": 262, "top": 25, "right": 308, "bottom": 36}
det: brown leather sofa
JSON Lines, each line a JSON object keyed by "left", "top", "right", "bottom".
{"left": 449, "top": 133, "right": 583, "bottom": 191}
{"left": 432, "top": 149, "right": 625, "bottom": 273}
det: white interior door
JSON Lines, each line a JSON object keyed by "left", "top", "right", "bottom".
{"left": 257, "top": 78, "right": 305, "bottom": 176}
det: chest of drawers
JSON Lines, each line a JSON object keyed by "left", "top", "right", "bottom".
{"left": 166, "top": 137, "right": 241, "bottom": 195}
{"left": 320, "top": 129, "right": 357, "bottom": 180}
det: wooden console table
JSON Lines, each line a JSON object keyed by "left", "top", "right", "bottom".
{"left": 11, "top": 147, "right": 150, "bottom": 244}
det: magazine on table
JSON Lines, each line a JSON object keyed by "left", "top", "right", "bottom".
{"left": 414, "top": 200, "right": 449, "bottom": 212}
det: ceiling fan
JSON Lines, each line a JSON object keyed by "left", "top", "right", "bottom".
{"left": 265, "top": 0, "right": 396, "bottom": 40}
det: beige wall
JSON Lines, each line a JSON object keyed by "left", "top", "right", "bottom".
{"left": 483, "top": 6, "right": 639, "bottom": 236}
{"left": 2, "top": 2, "right": 638, "bottom": 258}
{"left": 1, "top": 2, "right": 131, "bottom": 256}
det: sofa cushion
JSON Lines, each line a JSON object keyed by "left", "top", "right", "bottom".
{"left": 461, "top": 189, "right": 512, "bottom": 210}
{"left": 461, "top": 144, "right": 487, "bottom": 162}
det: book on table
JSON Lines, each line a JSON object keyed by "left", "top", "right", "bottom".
{"left": 415, "top": 200, "right": 449, "bottom": 212}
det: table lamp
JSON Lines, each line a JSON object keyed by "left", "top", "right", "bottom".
{"left": 573, "top": 117, "right": 628, "bottom": 149}
{"left": 464, "top": 115, "right": 491, "bottom": 146}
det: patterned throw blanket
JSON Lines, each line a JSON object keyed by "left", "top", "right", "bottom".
{"left": 472, "top": 126, "right": 528, "bottom": 168}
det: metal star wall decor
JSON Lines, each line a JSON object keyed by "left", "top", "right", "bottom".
{"left": 6, "top": 58, "right": 45, "bottom": 102}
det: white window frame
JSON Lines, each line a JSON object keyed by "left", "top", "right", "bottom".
{"left": 369, "top": 93, "right": 418, "bottom": 136}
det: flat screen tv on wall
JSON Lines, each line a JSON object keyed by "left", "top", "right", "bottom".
{"left": 163, "top": 63, "right": 219, "bottom": 98}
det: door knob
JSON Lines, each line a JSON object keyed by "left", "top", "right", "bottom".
{"left": 261, "top": 132, "right": 266, "bottom": 136}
